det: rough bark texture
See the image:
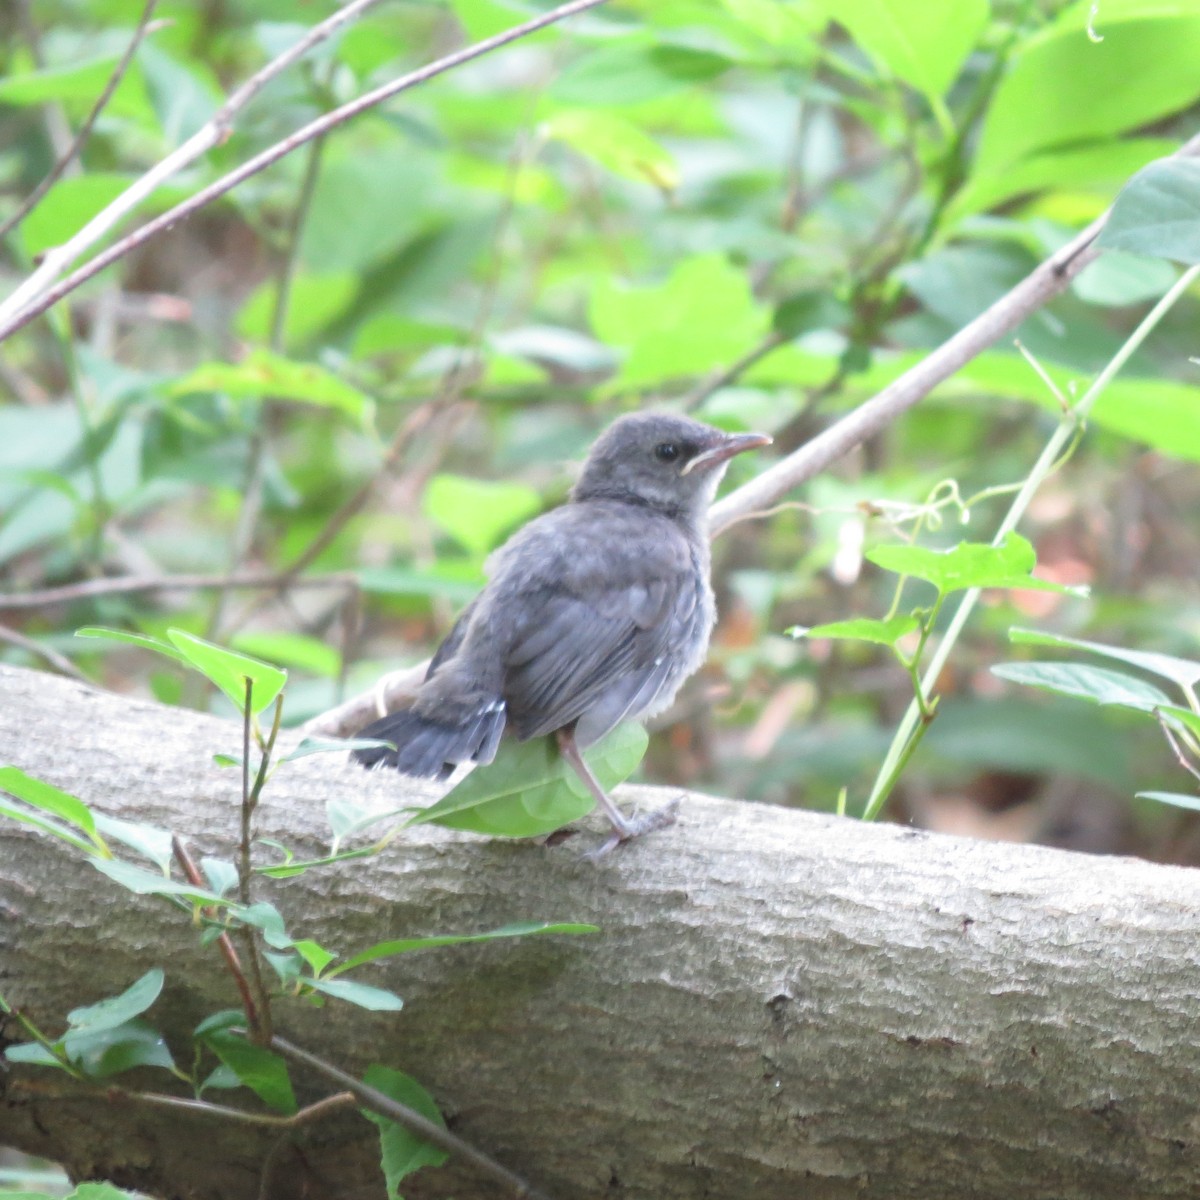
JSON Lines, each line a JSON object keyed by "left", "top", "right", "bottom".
{"left": 1, "top": 662, "right": 1199, "bottom": 1200}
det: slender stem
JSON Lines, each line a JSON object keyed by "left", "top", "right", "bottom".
{"left": 861, "top": 262, "right": 1200, "bottom": 821}
{"left": 172, "top": 836, "right": 262, "bottom": 1035}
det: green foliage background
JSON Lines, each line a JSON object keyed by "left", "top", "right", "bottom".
{"left": 3, "top": 0, "right": 1200, "bottom": 856}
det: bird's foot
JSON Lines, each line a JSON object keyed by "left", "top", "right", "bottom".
{"left": 581, "top": 796, "right": 682, "bottom": 861}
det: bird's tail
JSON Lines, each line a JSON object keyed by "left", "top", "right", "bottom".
{"left": 352, "top": 698, "right": 506, "bottom": 780}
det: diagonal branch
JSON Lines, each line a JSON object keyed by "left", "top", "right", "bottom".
{"left": 0, "top": 0, "right": 612, "bottom": 343}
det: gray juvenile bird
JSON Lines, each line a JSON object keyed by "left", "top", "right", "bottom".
{"left": 353, "top": 411, "right": 770, "bottom": 851}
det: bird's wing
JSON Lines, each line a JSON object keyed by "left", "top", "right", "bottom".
{"left": 502, "top": 570, "right": 704, "bottom": 743}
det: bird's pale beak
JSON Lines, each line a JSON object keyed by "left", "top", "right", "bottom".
{"left": 681, "top": 430, "right": 772, "bottom": 475}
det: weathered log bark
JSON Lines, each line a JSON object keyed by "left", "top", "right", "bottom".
{"left": 1, "top": 661, "right": 1199, "bottom": 1200}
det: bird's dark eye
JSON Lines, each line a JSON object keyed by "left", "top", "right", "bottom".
{"left": 654, "top": 442, "right": 680, "bottom": 463}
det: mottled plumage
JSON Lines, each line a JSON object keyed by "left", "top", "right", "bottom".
{"left": 354, "top": 411, "right": 770, "bottom": 849}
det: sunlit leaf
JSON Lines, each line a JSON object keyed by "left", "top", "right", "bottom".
{"left": 794, "top": 614, "right": 920, "bottom": 646}
{"left": 167, "top": 630, "right": 287, "bottom": 715}
{"left": 868, "top": 533, "right": 1083, "bottom": 596}
{"left": 169, "top": 350, "right": 373, "bottom": 427}
{"left": 424, "top": 474, "right": 542, "bottom": 556}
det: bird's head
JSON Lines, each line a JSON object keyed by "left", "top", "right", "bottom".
{"left": 572, "top": 411, "right": 771, "bottom": 521}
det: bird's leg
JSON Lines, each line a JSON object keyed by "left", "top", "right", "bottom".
{"left": 556, "top": 726, "right": 680, "bottom": 856}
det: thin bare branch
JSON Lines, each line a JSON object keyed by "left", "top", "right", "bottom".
{"left": 272, "top": 1034, "right": 555, "bottom": 1200}
{"left": 0, "top": 0, "right": 612, "bottom": 343}
{"left": 0, "top": 0, "right": 386, "bottom": 329}
{"left": 0, "top": 569, "right": 358, "bottom": 611}
{"left": 708, "top": 131, "right": 1200, "bottom": 538}
{"left": 0, "top": 623, "right": 91, "bottom": 681}
{"left": 0, "top": 0, "right": 162, "bottom": 244}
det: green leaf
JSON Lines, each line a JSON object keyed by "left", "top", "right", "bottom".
{"left": 867, "top": 533, "right": 1081, "bottom": 596}
{"left": 201, "top": 857, "right": 238, "bottom": 896}
{"left": 61, "top": 1018, "right": 175, "bottom": 1079}
{"left": 361, "top": 1065, "right": 449, "bottom": 1196}
{"left": 237, "top": 271, "right": 358, "bottom": 350}
{"left": 590, "top": 254, "right": 770, "bottom": 388}
{"left": 795, "top": 614, "right": 919, "bottom": 647}
{"left": 1072, "top": 251, "right": 1180, "bottom": 307}
{"left": 66, "top": 970, "right": 163, "bottom": 1033}
{"left": 423, "top": 474, "right": 542, "bottom": 556}
{"left": 166, "top": 630, "right": 287, "bottom": 715}
{"left": 819, "top": 0, "right": 987, "bottom": 100}
{"left": 333, "top": 921, "right": 598, "bottom": 976}
{"left": 76, "top": 625, "right": 189, "bottom": 665}
{"left": 1098, "top": 157, "right": 1200, "bottom": 264}
{"left": 92, "top": 858, "right": 227, "bottom": 905}
{"left": 199, "top": 1026, "right": 297, "bottom": 1114}
{"left": 92, "top": 814, "right": 173, "bottom": 871}
{"left": 0, "top": 802, "right": 97, "bottom": 857}
{"left": 0, "top": 767, "right": 97, "bottom": 837}
{"left": 975, "top": 10, "right": 1200, "bottom": 178}
{"left": 1008, "top": 628, "right": 1200, "bottom": 690}
{"left": 543, "top": 109, "right": 678, "bottom": 191}
{"left": 1137, "top": 791, "right": 1200, "bottom": 813}
{"left": 231, "top": 632, "right": 341, "bottom": 678}
{"left": 990, "top": 662, "right": 1171, "bottom": 711}
{"left": 305, "top": 977, "right": 405, "bottom": 1011}
{"left": 293, "top": 940, "right": 337, "bottom": 976}
{"left": 411, "top": 723, "right": 648, "bottom": 838}
{"left": 234, "top": 902, "right": 292, "bottom": 949}
{"left": 169, "top": 350, "right": 373, "bottom": 427}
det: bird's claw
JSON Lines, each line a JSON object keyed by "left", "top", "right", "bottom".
{"left": 580, "top": 796, "right": 682, "bottom": 862}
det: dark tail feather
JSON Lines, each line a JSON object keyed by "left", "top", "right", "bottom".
{"left": 352, "top": 701, "right": 506, "bottom": 780}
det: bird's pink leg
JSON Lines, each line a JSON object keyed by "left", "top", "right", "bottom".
{"left": 555, "top": 726, "right": 680, "bottom": 856}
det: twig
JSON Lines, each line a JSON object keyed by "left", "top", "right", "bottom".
{"left": 271, "top": 1034, "right": 554, "bottom": 1200}
{"left": 0, "top": 0, "right": 386, "bottom": 330}
{"left": 0, "top": 0, "right": 162, "bottom": 244}
{"left": 0, "top": 0, "right": 613, "bottom": 344}
{"left": 0, "top": 568, "right": 359, "bottom": 610}
{"left": 0, "top": 622, "right": 91, "bottom": 681}
{"left": 708, "top": 130, "right": 1200, "bottom": 538}
{"left": 172, "top": 836, "right": 262, "bottom": 1037}
{"left": 113, "top": 1087, "right": 357, "bottom": 1128}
